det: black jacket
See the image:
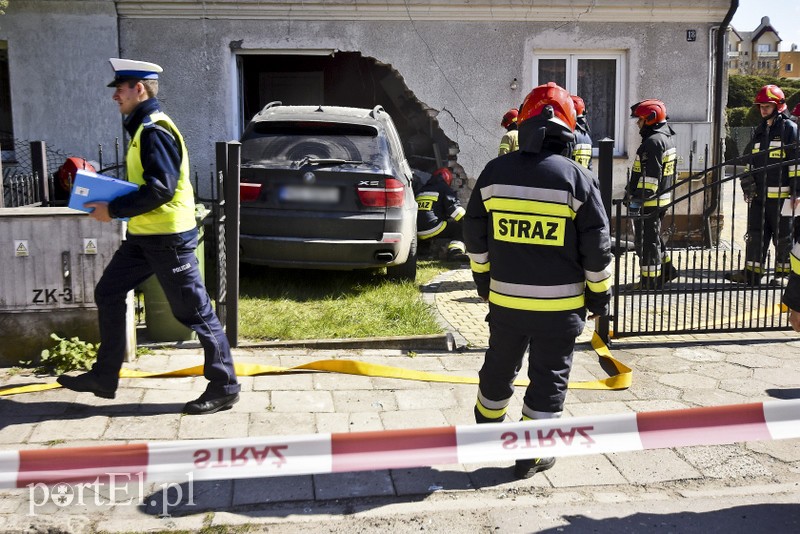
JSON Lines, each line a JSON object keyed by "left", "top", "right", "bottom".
{"left": 741, "top": 113, "right": 799, "bottom": 199}
{"left": 415, "top": 174, "right": 465, "bottom": 237}
{"left": 626, "top": 122, "right": 677, "bottom": 208}
{"left": 464, "top": 149, "right": 612, "bottom": 335}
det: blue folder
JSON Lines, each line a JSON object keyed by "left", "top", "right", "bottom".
{"left": 68, "top": 170, "right": 139, "bottom": 218}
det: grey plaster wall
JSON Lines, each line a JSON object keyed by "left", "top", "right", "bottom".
{"left": 118, "top": 16, "right": 723, "bottom": 195}
{"left": 1, "top": 1, "right": 121, "bottom": 163}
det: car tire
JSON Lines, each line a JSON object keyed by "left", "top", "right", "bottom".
{"left": 387, "top": 236, "right": 417, "bottom": 282}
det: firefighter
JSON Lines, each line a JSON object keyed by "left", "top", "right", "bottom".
{"left": 625, "top": 99, "right": 679, "bottom": 289}
{"left": 464, "top": 82, "right": 612, "bottom": 480}
{"left": 570, "top": 95, "right": 593, "bottom": 170}
{"left": 725, "top": 85, "right": 799, "bottom": 286}
{"left": 415, "top": 167, "right": 467, "bottom": 260}
{"left": 498, "top": 108, "right": 520, "bottom": 155}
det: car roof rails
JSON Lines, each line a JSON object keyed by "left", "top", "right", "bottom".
{"left": 369, "top": 105, "right": 385, "bottom": 119}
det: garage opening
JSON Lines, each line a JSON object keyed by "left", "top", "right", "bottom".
{"left": 238, "top": 51, "right": 459, "bottom": 181}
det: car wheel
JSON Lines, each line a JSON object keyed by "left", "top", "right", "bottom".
{"left": 387, "top": 236, "right": 417, "bottom": 282}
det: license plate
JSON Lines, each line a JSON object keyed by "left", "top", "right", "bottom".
{"left": 279, "top": 185, "right": 340, "bottom": 203}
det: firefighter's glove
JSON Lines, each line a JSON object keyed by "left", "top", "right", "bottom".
{"left": 740, "top": 175, "right": 756, "bottom": 202}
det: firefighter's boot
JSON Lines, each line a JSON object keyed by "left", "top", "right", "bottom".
{"left": 724, "top": 270, "right": 761, "bottom": 286}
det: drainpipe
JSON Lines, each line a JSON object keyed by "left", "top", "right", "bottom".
{"left": 704, "top": 0, "right": 738, "bottom": 246}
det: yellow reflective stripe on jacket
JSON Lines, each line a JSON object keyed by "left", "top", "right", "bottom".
{"left": 662, "top": 147, "right": 677, "bottom": 177}
{"left": 417, "top": 220, "right": 447, "bottom": 239}
{"left": 498, "top": 130, "right": 519, "bottom": 155}
{"left": 450, "top": 205, "right": 466, "bottom": 221}
{"left": 572, "top": 144, "right": 592, "bottom": 169}
{"left": 415, "top": 192, "right": 438, "bottom": 211}
{"left": 469, "top": 251, "right": 490, "bottom": 273}
{"left": 745, "top": 260, "right": 764, "bottom": 274}
{"left": 642, "top": 192, "right": 672, "bottom": 207}
{"left": 791, "top": 244, "right": 800, "bottom": 276}
{"left": 790, "top": 164, "right": 799, "bottom": 178}
{"left": 585, "top": 266, "right": 613, "bottom": 293}
{"left": 768, "top": 140, "right": 785, "bottom": 159}
{"left": 127, "top": 112, "right": 195, "bottom": 235}
{"left": 480, "top": 184, "right": 581, "bottom": 220}
{"left": 767, "top": 186, "right": 791, "bottom": 199}
{"left": 489, "top": 279, "right": 585, "bottom": 311}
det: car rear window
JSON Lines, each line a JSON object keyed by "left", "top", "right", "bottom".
{"left": 241, "top": 121, "right": 389, "bottom": 167}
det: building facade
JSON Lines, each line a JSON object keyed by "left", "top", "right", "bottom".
{"left": 728, "top": 16, "right": 782, "bottom": 77}
{"left": 1, "top": 0, "right": 732, "bottom": 199}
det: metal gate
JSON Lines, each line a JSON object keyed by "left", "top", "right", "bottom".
{"left": 610, "top": 140, "right": 800, "bottom": 338}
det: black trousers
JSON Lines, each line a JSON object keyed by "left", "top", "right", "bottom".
{"left": 477, "top": 319, "right": 576, "bottom": 418}
{"left": 91, "top": 228, "right": 240, "bottom": 396}
{"left": 632, "top": 206, "right": 666, "bottom": 271}
{"left": 745, "top": 198, "right": 791, "bottom": 273}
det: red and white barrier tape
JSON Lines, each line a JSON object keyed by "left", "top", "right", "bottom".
{"left": 2, "top": 399, "right": 798, "bottom": 489}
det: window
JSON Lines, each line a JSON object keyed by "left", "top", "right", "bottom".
{"left": 0, "top": 41, "right": 13, "bottom": 153}
{"left": 787, "top": 64, "right": 793, "bottom": 73}
{"left": 757, "top": 43, "right": 771, "bottom": 53}
{"left": 533, "top": 52, "right": 626, "bottom": 155}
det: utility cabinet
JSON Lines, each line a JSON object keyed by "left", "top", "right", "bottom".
{"left": 0, "top": 208, "right": 135, "bottom": 366}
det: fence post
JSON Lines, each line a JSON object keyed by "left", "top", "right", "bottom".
{"left": 0, "top": 156, "right": 4, "bottom": 208}
{"left": 597, "top": 138, "right": 614, "bottom": 345}
{"left": 30, "top": 141, "right": 50, "bottom": 206}
{"left": 214, "top": 142, "right": 228, "bottom": 324}
{"left": 224, "top": 141, "right": 241, "bottom": 347}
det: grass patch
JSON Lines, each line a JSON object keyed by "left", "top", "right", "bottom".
{"left": 238, "top": 260, "right": 453, "bottom": 341}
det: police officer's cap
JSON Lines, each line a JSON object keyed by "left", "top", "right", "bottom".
{"left": 107, "top": 58, "right": 163, "bottom": 88}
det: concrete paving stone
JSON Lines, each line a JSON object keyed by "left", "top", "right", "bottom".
{"left": 567, "top": 387, "right": 637, "bottom": 404}
{"left": 369, "top": 376, "right": 432, "bottom": 390}
{"left": 103, "top": 413, "right": 181, "bottom": 441}
{"left": 746, "top": 438, "right": 800, "bottom": 462}
{"left": 313, "top": 470, "right": 395, "bottom": 500}
{"left": 753, "top": 367, "right": 800, "bottom": 387}
{"left": 270, "top": 390, "right": 334, "bottom": 413}
{"left": 314, "top": 412, "right": 351, "bottom": 433}
{"left": 0, "top": 493, "right": 22, "bottom": 513}
{"left": 228, "top": 390, "right": 272, "bottom": 414}
{"left": 625, "top": 371, "right": 683, "bottom": 401}
{"left": 608, "top": 448, "right": 703, "bottom": 484}
{"left": 312, "top": 372, "right": 374, "bottom": 391}
{"left": 567, "top": 401, "right": 632, "bottom": 418}
{"left": 2, "top": 515, "right": 94, "bottom": 534}
{"left": 633, "top": 355, "right": 693, "bottom": 374}
{"left": 677, "top": 444, "right": 772, "bottom": 479}
{"left": 252, "top": 372, "right": 314, "bottom": 392}
{"left": 0, "top": 417, "right": 38, "bottom": 444}
{"left": 177, "top": 411, "right": 250, "bottom": 440}
{"left": 658, "top": 372, "right": 718, "bottom": 390}
{"left": 84, "top": 388, "right": 146, "bottom": 414}
{"left": 248, "top": 412, "right": 316, "bottom": 437}
{"left": 724, "top": 352, "right": 786, "bottom": 369}
{"left": 718, "top": 378, "right": 778, "bottom": 399}
{"left": 440, "top": 407, "right": 476, "bottom": 426}
{"left": 673, "top": 346, "right": 727, "bottom": 363}
{"left": 139, "top": 388, "right": 199, "bottom": 414}
{"left": 233, "top": 375, "right": 255, "bottom": 392}
{"left": 466, "top": 460, "right": 551, "bottom": 489}
{"left": 680, "top": 388, "right": 751, "bottom": 407}
{"left": 391, "top": 464, "right": 473, "bottom": 496}
{"left": 624, "top": 399, "right": 691, "bottom": 413}
{"left": 545, "top": 454, "right": 628, "bottom": 487}
{"left": 343, "top": 412, "right": 385, "bottom": 432}
{"left": 232, "top": 475, "right": 314, "bottom": 505}
{"left": 141, "top": 478, "right": 234, "bottom": 515}
{"left": 28, "top": 415, "right": 110, "bottom": 444}
{"left": 130, "top": 376, "right": 200, "bottom": 391}
{"left": 380, "top": 409, "right": 449, "bottom": 430}
{"left": 394, "top": 388, "right": 458, "bottom": 411}
{"left": 331, "top": 390, "right": 398, "bottom": 413}
{"left": 0, "top": 388, "right": 79, "bottom": 416}
{"left": 691, "top": 361, "right": 753, "bottom": 380}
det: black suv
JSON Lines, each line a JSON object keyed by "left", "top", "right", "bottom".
{"left": 238, "top": 103, "right": 418, "bottom": 280}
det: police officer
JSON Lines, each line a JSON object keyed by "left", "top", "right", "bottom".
{"left": 626, "top": 99, "right": 679, "bottom": 289}
{"left": 58, "top": 59, "right": 241, "bottom": 415}
{"left": 570, "top": 95, "right": 593, "bottom": 171}
{"left": 416, "top": 167, "right": 467, "bottom": 260}
{"left": 498, "top": 108, "right": 520, "bottom": 155}
{"left": 464, "top": 82, "right": 612, "bottom": 480}
{"left": 725, "top": 85, "right": 799, "bottom": 286}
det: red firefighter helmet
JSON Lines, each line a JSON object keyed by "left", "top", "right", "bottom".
{"left": 793, "top": 102, "right": 800, "bottom": 118}
{"left": 754, "top": 85, "right": 787, "bottom": 113}
{"left": 501, "top": 108, "right": 519, "bottom": 129}
{"left": 571, "top": 95, "right": 586, "bottom": 117}
{"left": 630, "top": 99, "right": 668, "bottom": 126}
{"left": 432, "top": 167, "right": 453, "bottom": 187}
{"left": 518, "top": 82, "right": 576, "bottom": 132}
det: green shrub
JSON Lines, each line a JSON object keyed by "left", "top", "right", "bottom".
{"left": 30, "top": 334, "right": 98, "bottom": 374}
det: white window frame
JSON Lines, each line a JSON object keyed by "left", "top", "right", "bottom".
{"left": 532, "top": 51, "right": 627, "bottom": 156}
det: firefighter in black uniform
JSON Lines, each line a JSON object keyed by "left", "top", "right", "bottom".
{"left": 625, "top": 99, "right": 679, "bottom": 289}
{"left": 464, "top": 82, "right": 612, "bottom": 480}
{"left": 570, "top": 95, "right": 593, "bottom": 171}
{"left": 416, "top": 167, "right": 467, "bottom": 260}
{"left": 725, "top": 85, "right": 799, "bottom": 286}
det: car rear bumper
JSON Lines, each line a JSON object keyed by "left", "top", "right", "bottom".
{"left": 240, "top": 232, "right": 411, "bottom": 269}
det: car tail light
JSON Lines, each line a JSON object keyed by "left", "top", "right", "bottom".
{"left": 357, "top": 178, "right": 405, "bottom": 207}
{"left": 240, "top": 183, "right": 262, "bottom": 202}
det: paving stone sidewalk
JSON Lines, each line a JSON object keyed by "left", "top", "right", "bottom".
{"left": 0, "top": 267, "right": 799, "bottom": 532}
